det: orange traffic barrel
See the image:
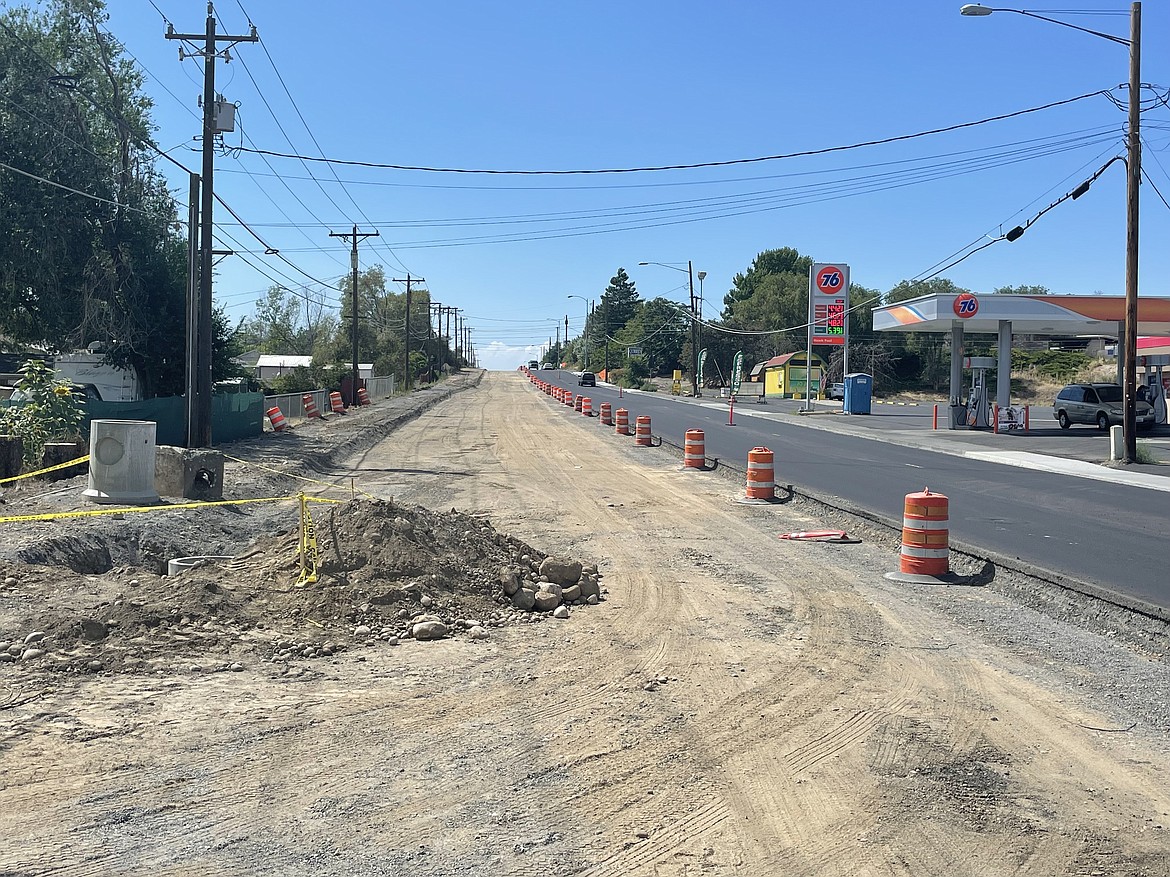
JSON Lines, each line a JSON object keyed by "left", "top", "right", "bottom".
{"left": 615, "top": 408, "right": 630, "bottom": 435}
{"left": 302, "top": 393, "right": 321, "bottom": 419}
{"left": 266, "top": 406, "right": 289, "bottom": 432}
{"left": 574, "top": 395, "right": 583, "bottom": 412}
{"left": 635, "top": 415, "right": 652, "bottom": 446}
{"left": 329, "top": 391, "right": 346, "bottom": 415}
{"left": 565, "top": 391, "right": 575, "bottom": 407}
{"left": 357, "top": 387, "right": 371, "bottom": 406}
{"left": 684, "top": 429, "right": 705, "bottom": 469}
{"left": 581, "top": 397, "right": 593, "bottom": 417}
{"left": 900, "top": 488, "right": 950, "bottom": 576}
{"left": 599, "top": 402, "right": 613, "bottom": 425}
{"left": 745, "top": 447, "right": 774, "bottom": 500}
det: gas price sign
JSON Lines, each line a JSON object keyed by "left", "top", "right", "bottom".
{"left": 808, "top": 263, "right": 849, "bottom": 347}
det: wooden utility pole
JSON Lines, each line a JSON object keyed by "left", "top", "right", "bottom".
{"left": 167, "top": 5, "right": 256, "bottom": 446}
{"left": 394, "top": 274, "right": 424, "bottom": 390}
{"left": 329, "top": 225, "right": 379, "bottom": 405}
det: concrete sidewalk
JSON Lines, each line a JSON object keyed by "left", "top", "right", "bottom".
{"left": 682, "top": 393, "right": 1170, "bottom": 492}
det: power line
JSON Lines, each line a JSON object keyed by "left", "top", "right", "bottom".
{"left": 231, "top": 89, "right": 1111, "bottom": 175}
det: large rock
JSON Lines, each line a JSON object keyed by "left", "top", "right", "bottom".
{"left": 499, "top": 568, "right": 521, "bottom": 596}
{"left": 538, "top": 583, "right": 563, "bottom": 600}
{"left": 578, "top": 577, "right": 601, "bottom": 599}
{"left": 412, "top": 620, "right": 449, "bottom": 641}
{"left": 511, "top": 588, "right": 536, "bottom": 611}
{"left": 560, "top": 584, "right": 581, "bottom": 602}
{"left": 539, "top": 557, "right": 582, "bottom": 586}
{"left": 533, "top": 591, "right": 561, "bottom": 612}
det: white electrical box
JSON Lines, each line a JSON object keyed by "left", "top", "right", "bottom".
{"left": 212, "top": 100, "right": 235, "bottom": 133}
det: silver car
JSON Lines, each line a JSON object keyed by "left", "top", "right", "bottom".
{"left": 1053, "top": 383, "right": 1154, "bottom": 431}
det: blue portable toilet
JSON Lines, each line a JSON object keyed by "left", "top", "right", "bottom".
{"left": 843, "top": 373, "right": 872, "bottom": 415}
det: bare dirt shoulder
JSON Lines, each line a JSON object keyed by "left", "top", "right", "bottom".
{"left": 1, "top": 371, "right": 1168, "bottom": 876}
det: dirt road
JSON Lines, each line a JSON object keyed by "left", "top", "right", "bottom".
{"left": 3, "top": 372, "right": 1169, "bottom": 875}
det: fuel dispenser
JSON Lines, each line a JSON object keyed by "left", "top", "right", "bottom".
{"left": 963, "top": 356, "right": 995, "bottom": 429}
{"left": 1139, "top": 354, "right": 1169, "bottom": 425}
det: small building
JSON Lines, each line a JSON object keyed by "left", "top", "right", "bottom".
{"left": 255, "top": 354, "right": 313, "bottom": 380}
{"left": 750, "top": 351, "right": 826, "bottom": 398}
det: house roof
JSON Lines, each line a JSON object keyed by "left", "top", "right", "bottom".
{"left": 749, "top": 351, "right": 824, "bottom": 377}
{"left": 256, "top": 355, "right": 313, "bottom": 369}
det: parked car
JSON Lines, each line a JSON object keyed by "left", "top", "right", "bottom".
{"left": 578, "top": 371, "right": 596, "bottom": 387}
{"left": 827, "top": 382, "right": 845, "bottom": 401}
{"left": 1053, "top": 382, "right": 1154, "bottom": 431}
{"left": 540, "top": 363, "right": 556, "bottom": 370}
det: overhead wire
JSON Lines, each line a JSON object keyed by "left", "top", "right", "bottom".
{"left": 230, "top": 0, "right": 417, "bottom": 277}
{"left": 230, "top": 88, "right": 1112, "bottom": 175}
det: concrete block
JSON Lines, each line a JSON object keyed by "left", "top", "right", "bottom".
{"left": 155, "top": 445, "right": 224, "bottom": 500}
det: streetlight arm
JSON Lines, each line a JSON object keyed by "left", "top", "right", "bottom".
{"left": 961, "top": 5, "right": 1130, "bottom": 46}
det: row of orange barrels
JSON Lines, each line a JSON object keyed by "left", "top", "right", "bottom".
{"left": 528, "top": 373, "right": 952, "bottom": 579}
{"left": 266, "top": 387, "right": 372, "bottom": 432}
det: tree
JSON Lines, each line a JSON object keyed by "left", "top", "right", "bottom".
{"left": 884, "top": 277, "right": 968, "bottom": 305}
{"left": 617, "top": 298, "right": 688, "bottom": 377}
{"left": 600, "top": 268, "right": 640, "bottom": 330}
{"left": 0, "top": 0, "right": 195, "bottom": 398}
{"left": 723, "top": 248, "right": 813, "bottom": 319}
{"left": 994, "top": 284, "right": 1049, "bottom": 296}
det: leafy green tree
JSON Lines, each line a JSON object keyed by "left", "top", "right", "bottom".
{"left": 0, "top": 0, "right": 196, "bottom": 398}
{"left": 722, "top": 248, "right": 813, "bottom": 319}
{"left": 884, "top": 277, "right": 968, "bottom": 305}
{"left": 616, "top": 298, "right": 688, "bottom": 377}
{"left": 994, "top": 284, "right": 1049, "bottom": 296}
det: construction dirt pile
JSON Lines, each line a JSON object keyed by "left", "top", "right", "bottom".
{"left": 0, "top": 372, "right": 604, "bottom": 678}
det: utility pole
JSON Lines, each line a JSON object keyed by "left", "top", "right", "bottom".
{"left": 329, "top": 224, "right": 379, "bottom": 406}
{"left": 603, "top": 295, "right": 610, "bottom": 377}
{"left": 687, "top": 260, "right": 698, "bottom": 397}
{"left": 167, "top": 6, "right": 256, "bottom": 447}
{"left": 394, "top": 274, "right": 423, "bottom": 390}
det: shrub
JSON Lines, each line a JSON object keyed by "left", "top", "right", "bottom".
{"left": 0, "top": 359, "right": 86, "bottom": 468}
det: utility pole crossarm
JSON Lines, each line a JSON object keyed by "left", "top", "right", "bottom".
{"left": 329, "top": 226, "right": 379, "bottom": 407}
{"left": 167, "top": 5, "right": 257, "bottom": 448}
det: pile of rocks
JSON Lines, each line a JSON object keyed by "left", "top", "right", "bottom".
{"left": 499, "top": 555, "right": 604, "bottom": 619}
{"left": 0, "top": 630, "right": 48, "bottom": 663}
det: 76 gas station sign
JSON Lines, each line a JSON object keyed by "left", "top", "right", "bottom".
{"left": 809, "top": 263, "right": 850, "bottom": 346}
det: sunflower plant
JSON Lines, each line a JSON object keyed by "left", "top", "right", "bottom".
{"left": 0, "top": 359, "right": 86, "bottom": 468}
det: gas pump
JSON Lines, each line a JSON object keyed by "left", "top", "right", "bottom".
{"left": 963, "top": 356, "right": 995, "bottom": 429}
{"left": 1140, "top": 355, "right": 1169, "bottom": 425}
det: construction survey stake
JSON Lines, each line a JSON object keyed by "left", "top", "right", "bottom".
{"left": 808, "top": 262, "right": 850, "bottom": 347}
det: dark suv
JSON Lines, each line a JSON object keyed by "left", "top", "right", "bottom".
{"left": 577, "top": 371, "right": 596, "bottom": 387}
{"left": 1053, "top": 382, "right": 1154, "bottom": 431}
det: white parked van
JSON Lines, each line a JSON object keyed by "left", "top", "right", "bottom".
{"left": 53, "top": 351, "right": 141, "bottom": 402}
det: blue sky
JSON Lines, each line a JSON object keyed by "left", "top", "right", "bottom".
{"left": 101, "top": 0, "right": 1170, "bottom": 370}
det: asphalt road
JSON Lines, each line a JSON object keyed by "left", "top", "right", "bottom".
{"left": 534, "top": 371, "right": 1168, "bottom": 613}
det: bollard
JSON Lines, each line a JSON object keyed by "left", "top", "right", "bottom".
{"left": 302, "top": 393, "right": 322, "bottom": 419}
{"left": 933, "top": 404, "right": 938, "bottom": 430}
{"left": 266, "top": 406, "right": 289, "bottom": 432}
{"left": 581, "top": 397, "right": 593, "bottom": 417}
{"left": 728, "top": 397, "right": 736, "bottom": 427}
{"left": 899, "top": 488, "right": 949, "bottom": 576}
{"left": 599, "top": 402, "right": 613, "bottom": 426}
{"left": 635, "top": 415, "right": 652, "bottom": 446}
{"left": 745, "top": 447, "right": 775, "bottom": 500}
{"left": 1024, "top": 405, "right": 1030, "bottom": 433}
{"left": 684, "top": 429, "right": 705, "bottom": 469}
{"left": 574, "top": 395, "right": 584, "bottom": 412}
{"left": 357, "top": 387, "right": 371, "bottom": 406}
{"left": 615, "top": 408, "right": 630, "bottom": 436}
{"left": 329, "top": 391, "right": 346, "bottom": 415}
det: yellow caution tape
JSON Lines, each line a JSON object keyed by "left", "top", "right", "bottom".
{"left": 0, "top": 454, "right": 91, "bottom": 485}
{"left": 297, "top": 492, "right": 319, "bottom": 586}
{"left": 223, "top": 454, "right": 378, "bottom": 501}
{"left": 0, "top": 492, "right": 344, "bottom": 525}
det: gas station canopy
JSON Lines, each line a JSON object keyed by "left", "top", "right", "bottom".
{"left": 873, "top": 293, "right": 1170, "bottom": 336}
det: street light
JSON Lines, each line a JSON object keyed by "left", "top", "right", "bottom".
{"left": 567, "top": 295, "right": 591, "bottom": 369}
{"left": 638, "top": 260, "right": 701, "bottom": 397}
{"left": 961, "top": 2, "right": 1141, "bottom": 463}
